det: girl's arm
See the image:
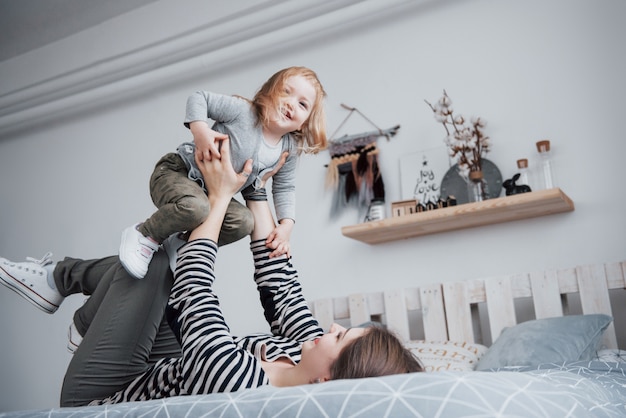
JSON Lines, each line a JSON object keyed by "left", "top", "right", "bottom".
{"left": 184, "top": 91, "right": 245, "bottom": 162}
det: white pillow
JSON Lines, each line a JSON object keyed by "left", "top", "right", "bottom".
{"left": 405, "top": 340, "right": 488, "bottom": 372}
{"left": 595, "top": 349, "right": 626, "bottom": 363}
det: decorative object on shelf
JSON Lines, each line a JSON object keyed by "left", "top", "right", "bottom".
{"left": 467, "top": 170, "right": 490, "bottom": 202}
{"left": 325, "top": 103, "right": 400, "bottom": 218}
{"left": 391, "top": 199, "right": 417, "bottom": 217}
{"left": 399, "top": 146, "right": 448, "bottom": 203}
{"left": 426, "top": 90, "right": 498, "bottom": 203}
{"left": 503, "top": 173, "right": 532, "bottom": 196}
{"left": 364, "top": 197, "right": 386, "bottom": 222}
{"left": 536, "top": 140, "right": 555, "bottom": 190}
{"left": 391, "top": 196, "right": 457, "bottom": 218}
{"left": 413, "top": 154, "right": 440, "bottom": 206}
{"left": 440, "top": 158, "right": 502, "bottom": 204}
{"left": 516, "top": 158, "right": 532, "bottom": 190}
{"left": 416, "top": 196, "right": 457, "bottom": 212}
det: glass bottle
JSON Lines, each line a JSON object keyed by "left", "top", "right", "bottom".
{"left": 467, "top": 170, "right": 489, "bottom": 202}
{"left": 364, "top": 198, "right": 386, "bottom": 222}
{"left": 516, "top": 158, "right": 531, "bottom": 190}
{"left": 536, "top": 140, "right": 555, "bottom": 190}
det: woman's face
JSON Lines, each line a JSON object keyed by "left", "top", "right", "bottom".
{"left": 266, "top": 74, "right": 317, "bottom": 134}
{"left": 299, "top": 323, "right": 366, "bottom": 381}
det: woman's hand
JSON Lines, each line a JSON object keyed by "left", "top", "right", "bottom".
{"left": 189, "top": 138, "right": 252, "bottom": 241}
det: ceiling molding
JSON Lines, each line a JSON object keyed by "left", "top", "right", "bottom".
{"left": 0, "top": 0, "right": 423, "bottom": 136}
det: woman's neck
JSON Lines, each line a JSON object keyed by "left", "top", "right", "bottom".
{"left": 261, "top": 360, "right": 309, "bottom": 387}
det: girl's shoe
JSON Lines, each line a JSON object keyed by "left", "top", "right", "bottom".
{"left": 119, "top": 223, "right": 159, "bottom": 279}
{"left": 0, "top": 252, "right": 63, "bottom": 314}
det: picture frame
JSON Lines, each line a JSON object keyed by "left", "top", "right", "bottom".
{"left": 399, "top": 146, "right": 451, "bottom": 204}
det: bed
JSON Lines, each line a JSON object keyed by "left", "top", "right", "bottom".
{"left": 2, "top": 260, "right": 625, "bottom": 417}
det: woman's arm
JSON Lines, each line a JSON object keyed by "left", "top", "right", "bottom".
{"left": 168, "top": 139, "right": 267, "bottom": 394}
{"left": 187, "top": 139, "right": 252, "bottom": 242}
{"left": 247, "top": 200, "right": 323, "bottom": 342}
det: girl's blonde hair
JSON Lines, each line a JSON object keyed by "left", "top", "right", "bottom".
{"left": 252, "top": 66, "right": 327, "bottom": 154}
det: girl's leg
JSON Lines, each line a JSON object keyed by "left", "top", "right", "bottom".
{"left": 144, "top": 152, "right": 253, "bottom": 245}
{"left": 60, "top": 250, "right": 173, "bottom": 406}
{"left": 141, "top": 153, "right": 210, "bottom": 243}
{"left": 219, "top": 198, "right": 254, "bottom": 246}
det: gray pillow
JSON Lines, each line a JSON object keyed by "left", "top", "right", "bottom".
{"left": 475, "top": 314, "right": 612, "bottom": 370}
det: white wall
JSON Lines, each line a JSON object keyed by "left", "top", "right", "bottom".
{"left": 1, "top": 0, "right": 624, "bottom": 412}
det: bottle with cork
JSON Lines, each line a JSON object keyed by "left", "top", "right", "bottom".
{"left": 536, "top": 139, "right": 555, "bottom": 190}
{"left": 516, "top": 158, "right": 532, "bottom": 190}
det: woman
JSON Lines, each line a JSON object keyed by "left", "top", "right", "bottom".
{"left": 0, "top": 138, "right": 422, "bottom": 407}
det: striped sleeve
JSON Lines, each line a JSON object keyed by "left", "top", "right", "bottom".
{"left": 250, "top": 240, "right": 323, "bottom": 342}
{"left": 168, "top": 239, "right": 268, "bottom": 394}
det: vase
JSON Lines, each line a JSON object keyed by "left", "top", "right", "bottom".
{"left": 467, "top": 170, "right": 490, "bottom": 202}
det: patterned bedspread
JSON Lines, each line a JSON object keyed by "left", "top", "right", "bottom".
{"left": 3, "top": 361, "right": 625, "bottom": 417}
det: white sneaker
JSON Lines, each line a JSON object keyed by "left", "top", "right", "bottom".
{"left": 67, "top": 321, "right": 83, "bottom": 354}
{"left": 119, "top": 223, "right": 160, "bottom": 279}
{"left": 0, "top": 252, "right": 63, "bottom": 314}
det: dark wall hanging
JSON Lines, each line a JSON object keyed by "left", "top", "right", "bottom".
{"left": 325, "top": 104, "right": 399, "bottom": 218}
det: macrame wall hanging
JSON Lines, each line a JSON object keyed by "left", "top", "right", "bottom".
{"left": 325, "top": 104, "right": 400, "bottom": 218}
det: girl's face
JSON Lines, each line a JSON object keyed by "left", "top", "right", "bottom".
{"left": 299, "top": 323, "right": 366, "bottom": 381}
{"left": 267, "top": 75, "right": 317, "bottom": 135}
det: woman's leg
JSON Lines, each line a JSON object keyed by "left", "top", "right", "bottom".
{"left": 60, "top": 250, "right": 174, "bottom": 406}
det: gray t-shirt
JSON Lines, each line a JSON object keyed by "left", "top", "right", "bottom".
{"left": 179, "top": 91, "right": 298, "bottom": 222}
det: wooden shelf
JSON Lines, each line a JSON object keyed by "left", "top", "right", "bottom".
{"left": 341, "top": 188, "right": 574, "bottom": 244}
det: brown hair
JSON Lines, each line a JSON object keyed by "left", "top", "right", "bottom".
{"left": 252, "top": 66, "right": 327, "bottom": 154}
{"left": 329, "top": 325, "right": 424, "bottom": 380}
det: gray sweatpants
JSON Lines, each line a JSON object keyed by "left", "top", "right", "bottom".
{"left": 139, "top": 152, "right": 253, "bottom": 244}
{"left": 56, "top": 251, "right": 178, "bottom": 406}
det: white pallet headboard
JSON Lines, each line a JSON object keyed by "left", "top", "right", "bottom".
{"left": 310, "top": 261, "right": 625, "bottom": 349}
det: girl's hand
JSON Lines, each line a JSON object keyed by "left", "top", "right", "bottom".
{"left": 190, "top": 121, "right": 227, "bottom": 161}
{"left": 265, "top": 220, "right": 294, "bottom": 258}
{"left": 259, "top": 152, "right": 289, "bottom": 188}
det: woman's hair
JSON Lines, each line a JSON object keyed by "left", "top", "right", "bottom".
{"left": 329, "top": 325, "right": 424, "bottom": 380}
{"left": 252, "top": 66, "right": 327, "bottom": 154}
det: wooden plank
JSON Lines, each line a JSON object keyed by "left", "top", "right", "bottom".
{"left": 557, "top": 267, "right": 579, "bottom": 294}
{"left": 384, "top": 289, "right": 410, "bottom": 341}
{"left": 442, "top": 281, "right": 474, "bottom": 342}
{"left": 576, "top": 263, "right": 617, "bottom": 349}
{"left": 465, "top": 279, "right": 488, "bottom": 304}
{"left": 367, "top": 292, "right": 385, "bottom": 316}
{"left": 484, "top": 276, "right": 517, "bottom": 342}
{"left": 341, "top": 188, "right": 575, "bottom": 244}
{"left": 605, "top": 261, "right": 626, "bottom": 289}
{"left": 404, "top": 287, "right": 422, "bottom": 311}
{"left": 332, "top": 297, "right": 350, "bottom": 320}
{"left": 312, "top": 299, "right": 334, "bottom": 332}
{"left": 348, "top": 293, "right": 371, "bottom": 327}
{"left": 511, "top": 273, "right": 532, "bottom": 298}
{"left": 420, "top": 284, "right": 448, "bottom": 341}
{"left": 529, "top": 270, "right": 563, "bottom": 319}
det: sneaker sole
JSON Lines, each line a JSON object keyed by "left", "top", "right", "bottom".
{"left": 67, "top": 326, "right": 81, "bottom": 354}
{"left": 0, "top": 266, "right": 58, "bottom": 314}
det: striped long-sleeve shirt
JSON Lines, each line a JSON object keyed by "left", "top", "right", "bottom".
{"left": 91, "top": 239, "right": 323, "bottom": 404}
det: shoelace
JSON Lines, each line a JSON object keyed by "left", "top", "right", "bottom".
{"left": 25, "top": 252, "right": 54, "bottom": 267}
